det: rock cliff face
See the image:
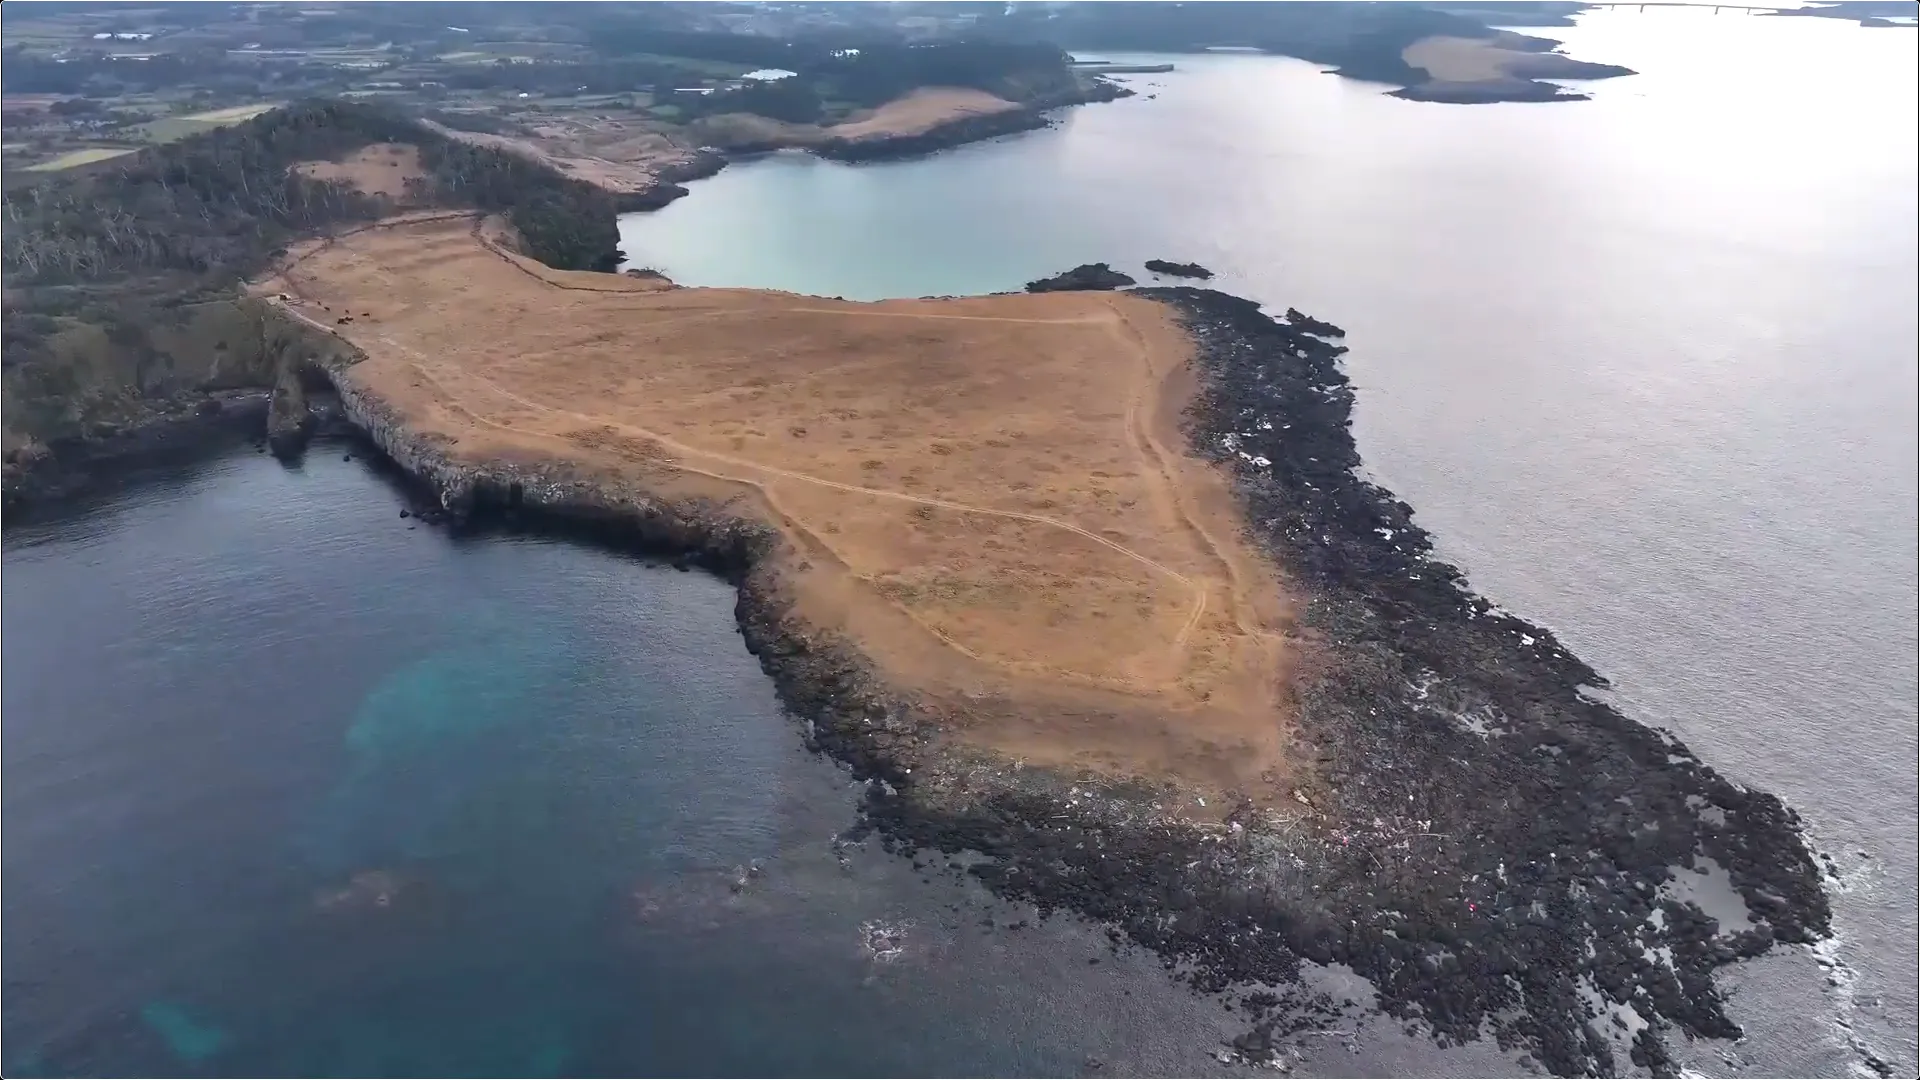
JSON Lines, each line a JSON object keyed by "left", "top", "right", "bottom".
{"left": 265, "top": 367, "right": 316, "bottom": 459}
{"left": 1, "top": 299, "right": 356, "bottom": 509}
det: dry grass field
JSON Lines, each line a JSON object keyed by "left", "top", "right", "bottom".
{"left": 259, "top": 215, "right": 1299, "bottom": 796}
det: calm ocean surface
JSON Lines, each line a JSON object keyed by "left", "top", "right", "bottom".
{"left": 4, "top": 8, "right": 1912, "bottom": 1078}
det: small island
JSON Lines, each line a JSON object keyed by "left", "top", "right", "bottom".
{"left": 1024, "top": 263, "right": 1137, "bottom": 292}
{"left": 1144, "top": 259, "right": 1215, "bottom": 279}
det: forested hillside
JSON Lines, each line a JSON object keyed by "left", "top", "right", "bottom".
{"left": 2, "top": 101, "right": 620, "bottom": 459}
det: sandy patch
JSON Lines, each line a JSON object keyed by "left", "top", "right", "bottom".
{"left": 294, "top": 143, "right": 426, "bottom": 199}
{"left": 259, "top": 216, "right": 1299, "bottom": 797}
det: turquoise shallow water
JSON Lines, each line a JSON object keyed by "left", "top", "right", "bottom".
{"left": 618, "top": 11, "right": 1917, "bottom": 1077}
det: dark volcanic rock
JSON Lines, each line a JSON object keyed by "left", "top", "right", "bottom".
{"left": 1282, "top": 306, "right": 1346, "bottom": 338}
{"left": 1145, "top": 259, "right": 1215, "bottom": 279}
{"left": 1025, "top": 263, "right": 1137, "bottom": 293}
{"left": 1, "top": 390, "right": 272, "bottom": 514}
{"left": 1128, "top": 285, "right": 1830, "bottom": 1076}
{"left": 265, "top": 370, "right": 316, "bottom": 460}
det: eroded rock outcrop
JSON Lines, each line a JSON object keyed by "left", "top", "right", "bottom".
{"left": 265, "top": 366, "right": 316, "bottom": 459}
{"left": 1282, "top": 306, "right": 1346, "bottom": 338}
{"left": 1025, "top": 263, "right": 1136, "bottom": 292}
{"left": 1144, "top": 259, "right": 1214, "bottom": 279}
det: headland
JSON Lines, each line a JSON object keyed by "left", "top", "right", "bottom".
{"left": 240, "top": 209, "right": 1830, "bottom": 1076}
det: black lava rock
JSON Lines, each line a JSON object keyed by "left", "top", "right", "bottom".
{"left": 1281, "top": 306, "right": 1346, "bottom": 338}
{"left": 1145, "top": 259, "right": 1215, "bottom": 279}
{"left": 1025, "top": 263, "right": 1136, "bottom": 293}
{"left": 1123, "top": 285, "right": 1830, "bottom": 1076}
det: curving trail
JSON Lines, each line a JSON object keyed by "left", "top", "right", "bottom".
{"left": 1104, "top": 297, "right": 1290, "bottom": 655}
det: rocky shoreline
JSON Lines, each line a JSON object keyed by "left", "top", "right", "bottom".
{"left": 1142, "top": 287, "right": 1834, "bottom": 1073}
{"left": 3, "top": 280, "right": 1836, "bottom": 1078}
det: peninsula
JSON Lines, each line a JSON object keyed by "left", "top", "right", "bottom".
{"left": 1, "top": 97, "right": 1829, "bottom": 1080}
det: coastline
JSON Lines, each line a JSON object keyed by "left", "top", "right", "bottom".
{"left": 136, "top": 250, "right": 1822, "bottom": 1075}
{"left": 0, "top": 150, "right": 1839, "bottom": 1076}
